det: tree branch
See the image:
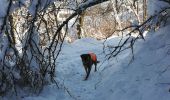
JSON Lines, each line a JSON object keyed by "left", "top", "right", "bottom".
{"left": 49, "top": 0, "right": 109, "bottom": 49}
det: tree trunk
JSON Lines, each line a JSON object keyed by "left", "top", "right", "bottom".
{"left": 77, "top": 11, "right": 85, "bottom": 39}
{"left": 143, "top": 0, "right": 147, "bottom": 22}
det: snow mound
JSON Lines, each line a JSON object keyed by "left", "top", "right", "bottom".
{"left": 5, "top": 25, "right": 170, "bottom": 100}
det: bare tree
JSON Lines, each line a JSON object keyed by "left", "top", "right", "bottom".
{"left": 0, "top": 0, "right": 169, "bottom": 97}
{"left": 104, "top": 1, "right": 170, "bottom": 62}
{"left": 0, "top": 0, "right": 109, "bottom": 96}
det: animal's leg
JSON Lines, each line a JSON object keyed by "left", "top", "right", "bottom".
{"left": 84, "top": 65, "right": 88, "bottom": 74}
{"left": 85, "top": 65, "right": 92, "bottom": 80}
{"left": 94, "top": 62, "right": 97, "bottom": 72}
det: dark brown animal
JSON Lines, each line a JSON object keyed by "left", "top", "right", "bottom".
{"left": 80, "top": 53, "right": 100, "bottom": 80}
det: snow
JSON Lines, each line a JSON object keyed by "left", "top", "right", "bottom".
{"left": 1, "top": 0, "right": 170, "bottom": 100}
{"left": 7, "top": 24, "right": 167, "bottom": 100}
{"left": 28, "top": 0, "right": 38, "bottom": 16}
{"left": 148, "top": 0, "right": 170, "bottom": 16}
{"left": 0, "top": 0, "right": 9, "bottom": 29}
{"left": 0, "top": 0, "right": 9, "bottom": 17}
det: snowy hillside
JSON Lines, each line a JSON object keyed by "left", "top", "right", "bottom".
{"left": 1, "top": 0, "right": 170, "bottom": 100}
{"left": 14, "top": 24, "right": 170, "bottom": 100}
{"left": 94, "top": 26, "right": 170, "bottom": 100}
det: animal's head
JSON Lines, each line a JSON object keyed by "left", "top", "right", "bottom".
{"left": 80, "top": 54, "right": 91, "bottom": 63}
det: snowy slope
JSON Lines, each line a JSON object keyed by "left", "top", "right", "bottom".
{"left": 19, "top": 38, "right": 104, "bottom": 100}
{"left": 1, "top": 0, "right": 170, "bottom": 99}
{"left": 20, "top": 25, "right": 170, "bottom": 100}
{"left": 55, "top": 38, "right": 104, "bottom": 100}
{"left": 94, "top": 25, "right": 170, "bottom": 100}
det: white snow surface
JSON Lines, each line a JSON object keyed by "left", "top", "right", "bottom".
{"left": 9, "top": 24, "right": 170, "bottom": 100}
{"left": 0, "top": 0, "right": 9, "bottom": 17}
{"left": 148, "top": 0, "right": 170, "bottom": 16}
{"left": 1, "top": 0, "right": 170, "bottom": 100}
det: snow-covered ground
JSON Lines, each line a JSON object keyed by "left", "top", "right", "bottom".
{"left": 16, "top": 24, "right": 170, "bottom": 100}
{"left": 0, "top": 0, "right": 170, "bottom": 100}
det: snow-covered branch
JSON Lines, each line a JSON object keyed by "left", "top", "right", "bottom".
{"left": 49, "top": 0, "right": 109, "bottom": 49}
